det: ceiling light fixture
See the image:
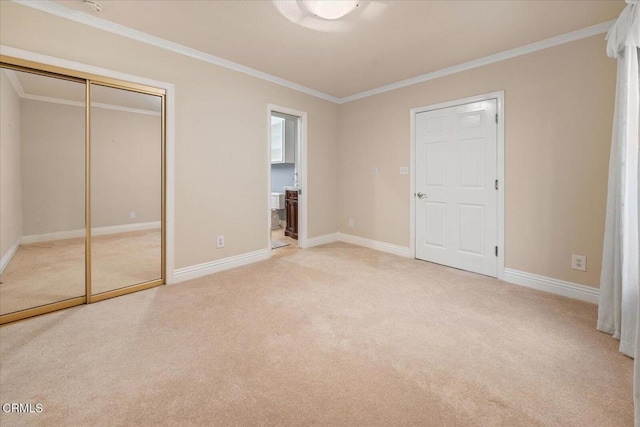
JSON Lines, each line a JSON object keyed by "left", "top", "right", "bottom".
{"left": 301, "top": 0, "right": 360, "bottom": 20}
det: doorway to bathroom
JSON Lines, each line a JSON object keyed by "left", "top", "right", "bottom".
{"left": 267, "top": 105, "right": 307, "bottom": 256}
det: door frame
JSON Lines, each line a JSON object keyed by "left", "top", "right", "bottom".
{"left": 409, "top": 91, "right": 505, "bottom": 279}
{"left": 266, "top": 104, "right": 308, "bottom": 255}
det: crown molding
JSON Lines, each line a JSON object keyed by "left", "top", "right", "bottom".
{"left": 12, "top": 0, "right": 341, "bottom": 104}
{"left": 0, "top": 80, "right": 160, "bottom": 115}
{"left": 20, "top": 93, "right": 161, "bottom": 116}
{"left": 22, "top": 93, "right": 83, "bottom": 108}
{"left": 12, "top": 1, "right": 613, "bottom": 105}
{"left": 92, "top": 101, "right": 160, "bottom": 116}
{"left": 2, "top": 64, "right": 159, "bottom": 115}
{"left": 339, "top": 19, "right": 615, "bottom": 103}
{"left": 2, "top": 69, "right": 25, "bottom": 96}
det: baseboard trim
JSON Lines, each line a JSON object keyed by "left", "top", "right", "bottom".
{"left": 173, "top": 249, "right": 269, "bottom": 283}
{"left": 503, "top": 268, "right": 599, "bottom": 304}
{"left": 20, "top": 221, "right": 161, "bottom": 244}
{"left": 21, "top": 229, "right": 84, "bottom": 244}
{"left": 319, "top": 235, "right": 598, "bottom": 304}
{"left": 92, "top": 221, "right": 162, "bottom": 237}
{"left": 306, "top": 233, "right": 339, "bottom": 247}
{"left": 337, "top": 232, "right": 412, "bottom": 258}
{"left": 0, "top": 239, "right": 20, "bottom": 274}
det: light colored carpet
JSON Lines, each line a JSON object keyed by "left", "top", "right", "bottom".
{"left": 0, "top": 230, "right": 161, "bottom": 315}
{"left": 91, "top": 229, "right": 161, "bottom": 294}
{"left": 0, "top": 242, "right": 633, "bottom": 426}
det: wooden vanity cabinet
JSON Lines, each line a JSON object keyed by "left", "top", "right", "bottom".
{"left": 285, "top": 189, "right": 298, "bottom": 239}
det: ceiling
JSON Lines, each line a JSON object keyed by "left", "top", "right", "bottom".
{"left": 49, "top": 0, "right": 624, "bottom": 99}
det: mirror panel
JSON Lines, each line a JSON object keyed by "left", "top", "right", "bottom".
{"left": 90, "top": 83, "right": 162, "bottom": 295}
{"left": 0, "top": 68, "right": 86, "bottom": 315}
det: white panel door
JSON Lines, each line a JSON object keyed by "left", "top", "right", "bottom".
{"left": 415, "top": 100, "right": 498, "bottom": 277}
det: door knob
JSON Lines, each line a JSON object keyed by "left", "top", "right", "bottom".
{"left": 416, "top": 192, "right": 427, "bottom": 199}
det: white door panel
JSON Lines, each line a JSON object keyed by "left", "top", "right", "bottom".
{"left": 458, "top": 204, "right": 484, "bottom": 254}
{"left": 424, "top": 202, "right": 446, "bottom": 248}
{"left": 415, "top": 100, "right": 497, "bottom": 277}
{"left": 458, "top": 138, "right": 485, "bottom": 188}
{"left": 424, "top": 142, "right": 446, "bottom": 187}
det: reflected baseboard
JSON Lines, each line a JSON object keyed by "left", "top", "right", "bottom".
{"left": 20, "top": 221, "right": 161, "bottom": 245}
{"left": 0, "top": 239, "right": 20, "bottom": 274}
{"left": 91, "top": 221, "right": 161, "bottom": 237}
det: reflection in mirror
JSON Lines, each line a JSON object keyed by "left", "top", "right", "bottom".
{"left": 0, "top": 68, "right": 86, "bottom": 315}
{"left": 90, "top": 84, "right": 162, "bottom": 295}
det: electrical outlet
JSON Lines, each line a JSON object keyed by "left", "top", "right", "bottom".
{"left": 371, "top": 167, "right": 378, "bottom": 175}
{"left": 400, "top": 166, "right": 409, "bottom": 175}
{"left": 216, "top": 235, "right": 225, "bottom": 249}
{"left": 571, "top": 255, "right": 586, "bottom": 272}
{"left": 348, "top": 218, "right": 354, "bottom": 228}
{"left": 129, "top": 211, "right": 136, "bottom": 219}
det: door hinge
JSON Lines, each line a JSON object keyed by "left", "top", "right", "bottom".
{"left": 495, "top": 179, "right": 498, "bottom": 190}
{"left": 495, "top": 246, "right": 498, "bottom": 257}
{"left": 495, "top": 113, "right": 498, "bottom": 124}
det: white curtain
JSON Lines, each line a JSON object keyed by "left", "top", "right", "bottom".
{"left": 598, "top": 1, "right": 640, "bottom": 356}
{"left": 597, "top": 1, "right": 640, "bottom": 425}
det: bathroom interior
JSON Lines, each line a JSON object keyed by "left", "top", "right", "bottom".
{"left": 270, "top": 112, "right": 298, "bottom": 252}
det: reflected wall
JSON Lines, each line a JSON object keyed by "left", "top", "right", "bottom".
{"left": 0, "top": 68, "right": 86, "bottom": 315}
{"left": 90, "top": 84, "right": 162, "bottom": 295}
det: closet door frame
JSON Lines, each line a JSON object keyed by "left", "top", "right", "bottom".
{"left": 0, "top": 55, "right": 167, "bottom": 324}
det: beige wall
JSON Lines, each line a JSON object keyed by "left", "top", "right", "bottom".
{"left": 338, "top": 35, "right": 615, "bottom": 288}
{"left": 0, "top": 71, "right": 23, "bottom": 260}
{"left": 0, "top": 2, "right": 339, "bottom": 269}
{"left": 20, "top": 99, "right": 161, "bottom": 235}
{"left": 1, "top": 2, "right": 615, "bottom": 288}
{"left": 91, "top": 107, "right": 161, "bottom": 228}
{"left": 21, "top": 99, "right": 85, "bottom": 235}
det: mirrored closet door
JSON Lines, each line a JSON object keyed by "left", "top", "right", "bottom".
{"left": 0, "top": 58, "right": 166, "bottom": 324}
{"left": 90, "top": 83, "right": 163, "bottom": 298}
{"left": 0, "top": 67, "right": 87, "bottom": 317}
